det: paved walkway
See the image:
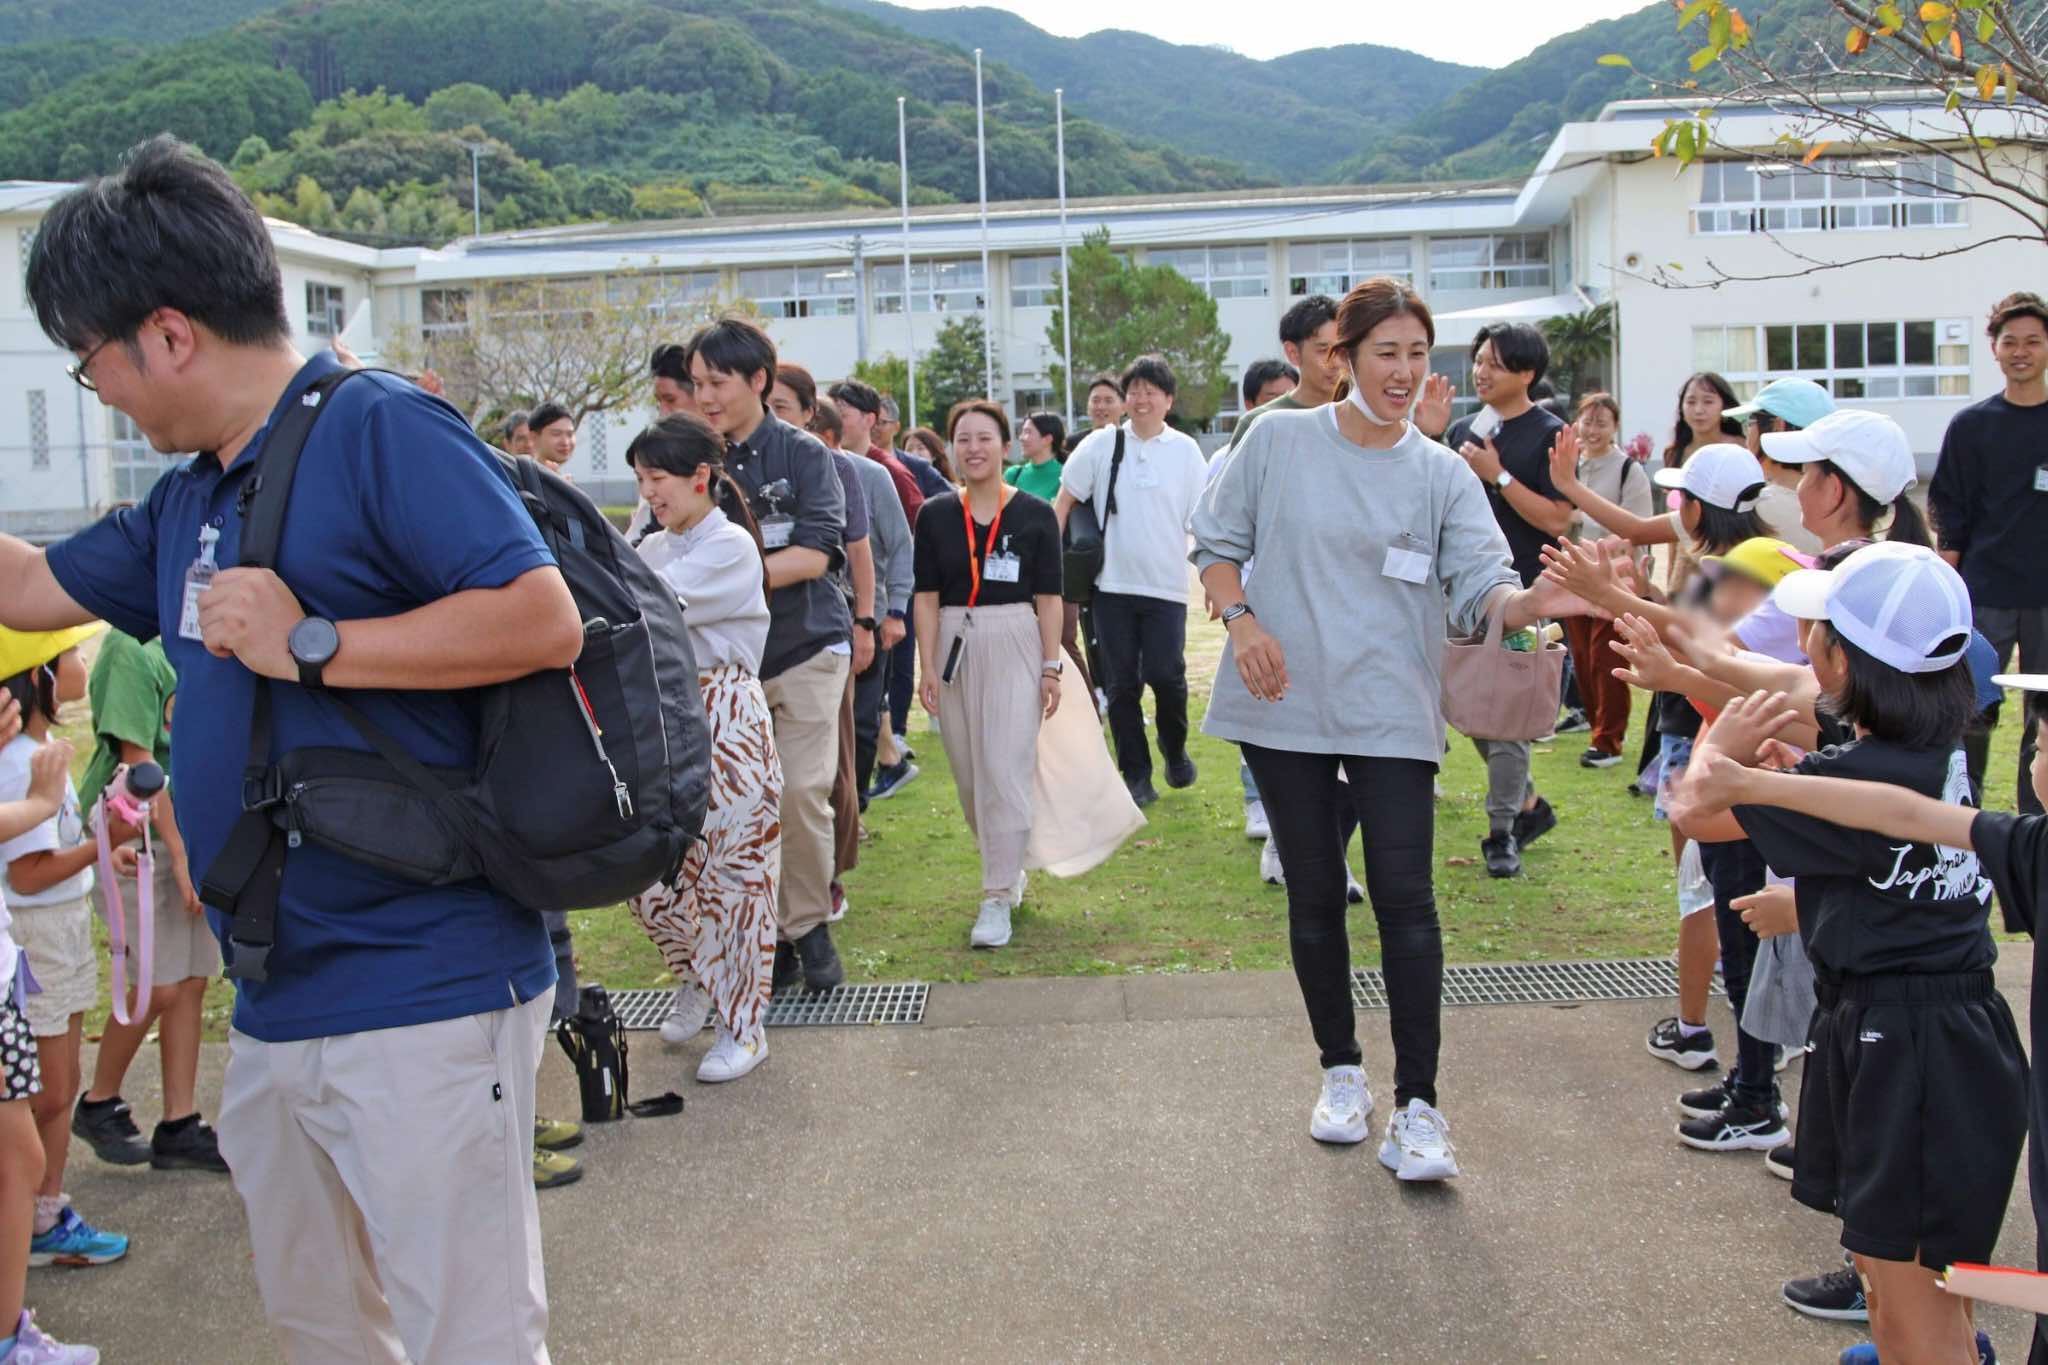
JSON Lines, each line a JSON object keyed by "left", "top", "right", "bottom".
{"left": 29, "top": 950, "right": 2041, "bottom": 1363}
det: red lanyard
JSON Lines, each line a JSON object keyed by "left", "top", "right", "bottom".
{"left": 961, "top": 486, "right": 1012, "bottom": 610}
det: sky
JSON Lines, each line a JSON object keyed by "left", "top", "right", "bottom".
{"left": 879, "top": 0, "right": 1653, "bottom": 67}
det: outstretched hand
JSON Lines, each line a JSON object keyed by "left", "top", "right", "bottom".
{"left": 1415, "top": 373, "right": 1456, "bottom": 438}
{"left": 1608, "top": 612, "right": 1684, "bottom": 692}
{"left": 1702, "top": 689, "right": 1804, "bottom": 767}
{"left": 1540, "top": 537, "right": 1628, "bottom": 610}
{"left": 1548, "top": 424, "right": 1582, "bottom": 492}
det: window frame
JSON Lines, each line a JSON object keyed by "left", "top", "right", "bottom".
{"left": 1692, "top": 156, "right": 1965, "bottom": 236}
{"left": 1693, "top": 317, "right": 1972, "bottom": 401}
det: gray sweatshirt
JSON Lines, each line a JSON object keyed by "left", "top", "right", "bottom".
{"left": 851, "top": 455, "right": 914, "bottom": 614}
{"left": 1191, "top": 405, "right": 1520, "bottom": 761}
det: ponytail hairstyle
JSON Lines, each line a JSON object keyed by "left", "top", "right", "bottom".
{"left": 625, "top": 413, "right": 770, "bottom": 596}
{"left": 1024, "top": 411, "right": 1067, "bottom": 462}
{"left": 1, "top": 664, "right": 60, "bottom": 728}
{"left": 1662, "top": 372, "right": 1742, "bottom": 468}
{"left": 1811, "top": 460, "right": 1932, "bottom": 548}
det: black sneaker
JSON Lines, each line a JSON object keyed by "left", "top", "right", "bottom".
{"left": 1782, "top": 1262, "right": 1868, "bottom": 1322}
{"left": 1579, "top": 747, "right": 1623, "bottom": 769}
{"left": 1163, "top": 754, "right": 1197, "bottom": 789}
{"left": 1765, "top": 1142, "right": 1795, "bottom": 1181}
{"left": 1677, "top": 1074, "right": 1788, "bottom": 1121}
{"left": 151, "top": 1116, "right": 230, "bottom": 1174}
{"left": 772, "top": 941, "right": 802, "bottom": 994}
{"left": 1126, "top": 778, "right": 1159, "bottom": 808}
{"left": 1512, "top": 796, "right": 1558, "bottom": 848}
{"left": 71, "top": 1096, "right": 152, "bottom": 1167}
{"left": 1481, "top": 832, "right": 1521, "bottom": 878}
{"left": 1556, "top": 708, "right": 1591, "bottom": 734}
{"left": 795, "top": 923, "right": 844, "bottom": 994}
{"left": 1676, "top": 1099, "right": 1789, "bottom": 1151}
{"left": 1646, "top": 1016, "right": 1719, "bottom": 1071}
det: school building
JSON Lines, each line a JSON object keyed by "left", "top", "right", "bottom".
{"left": 1, "top": 90, "right": 2038, "bottom": 529}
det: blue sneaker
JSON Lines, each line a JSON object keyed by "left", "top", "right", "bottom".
{"left": 1838, "top": 1330, "right": 1994, "bottom": 1364}
{"left": 27, "top": 1208, "right": 128, "bottom": 1268}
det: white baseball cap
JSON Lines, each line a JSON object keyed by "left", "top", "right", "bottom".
{"left": 1770, "top": 541, "right": 1973, "bottom": 674}
{"left": 1759, "top": 408, "right": 1917, "bottom": 504}
{"left": 1993, "top": 674, "right": 2048, "bottom": 694}
{"left": 1651, "top": 442, "right": 1767, "bottom": 511}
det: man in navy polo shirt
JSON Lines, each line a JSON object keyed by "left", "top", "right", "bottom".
{"left": 4, "top": 136, "right": 582, "bottom": 1363}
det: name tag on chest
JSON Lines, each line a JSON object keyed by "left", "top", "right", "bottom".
{"left": 760, "top": 515, "right": 794, "bottom": 550}
{"left": 1382, "top": 546, "right": 1431, "bottom": 585}
{"left": 983, "top": 553, "right": 1021, "bottom": 584}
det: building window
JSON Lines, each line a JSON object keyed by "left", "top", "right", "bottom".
{"left": 1694, "top": 318, "right": 1972, "bottom": 400}
{"left": 586, "top": 420, "right": 607, "bottom": 474}
{"left": 26, "top": 390, "right": 48, "bottom": 471}
{"left": 872, "top": 259, "right": 986, "bottom": 315}
{"left": 484, "top": 276, "right": 600, "bottom": 320}
{"left": 606, "top": 270, "right": 719, "bottom": 316}
{"left": 109, "top": 411, "right": 179, "bottom": 504}
{"left": 1148, "top": 244, "right": 1269, "bottom": 300}
{"left": 737, "top": 265, "right": 856, "bottom": 319}
{"left": 306, "top": 282, "right": 347, "bottom": 337}
{"left": 15, "top": 228, "right": 33, "bottom": 292}
{"left": 1010, "top": 255, "right": 1064, "bottom": 309}
{"left": 1427, "top": 234, "right": 1551, "bottom": 292}
{"left": 1693, "top": 157, "right": 1964, "bottom": 236}
{"left": 421, "top": 288, "right": 469, "bottom": 333}
{"left": 1286, "top": 239, "right": 1413, "bottom": 297}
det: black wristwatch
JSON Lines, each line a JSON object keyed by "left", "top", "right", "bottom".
{"left": 288, "top": 616, "right": 341, "bottom": 689}
{"left": 1220, "top": 603, "right": 1255, "bottom": 626}
{"left": 853, "top": 616, "right": 879, "bottom": 633}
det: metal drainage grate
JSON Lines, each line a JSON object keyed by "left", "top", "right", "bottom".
{"left": 1350, "top": 958, "right": 1726, "bottom": 1011}
{"left": 610, "top": 982, "right": 928, "bottom": 1031}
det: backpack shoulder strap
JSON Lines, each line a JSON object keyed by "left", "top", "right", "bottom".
{"left": 237, "top": 367, "right": 366, "bottom": 569}
{"left": 1104, "top": 427, "right": 1126, "bottom": 520}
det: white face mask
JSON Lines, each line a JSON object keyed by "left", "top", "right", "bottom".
{"left": 1346, "top": 379, "right": 1408, "bottom": 429}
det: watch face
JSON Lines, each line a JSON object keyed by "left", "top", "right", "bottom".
{"left": 291, "top": 616, "right": 341, "bottom": 665}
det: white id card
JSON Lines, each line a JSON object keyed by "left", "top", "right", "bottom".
{"left": 760, "top": 514, "right": 794, "bottom": 550}
{"left": 1382, "top": 535, "right": 1430, "bottom": 585}
{"left": 983, "top": 553, "right": 1021, "bottom": 583}
{"left": 178, "top": 525, "right": 221, "bottom": 642}
{"left": 2034, "top": 465, "right": 2048, "bottom": 494}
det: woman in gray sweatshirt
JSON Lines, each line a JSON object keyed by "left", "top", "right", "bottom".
{"left": 1192, "top": 277, "right": 1590, "bottom": 1184}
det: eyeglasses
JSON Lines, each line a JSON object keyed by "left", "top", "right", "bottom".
{"left": 67, "top": 336, "right": 115, "bottom": 393}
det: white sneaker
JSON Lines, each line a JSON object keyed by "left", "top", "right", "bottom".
{"left": 970, "top": 896, "right": 1012, "bottom": 948}
{"left": 1346, "top": 869, "right": 1365, "bottom": 904}
{"left": 1008, "top": 871, "right": 1027, "bottom": 907}
{"left": 1244, "top": 799, "right": 1270, "bottom": 840}
{"left": 1, "top": 1310, "right": 98, "bottom": 1364}
{"left": 1310, "top": 1065, "right": 1372, "bottom": 1144}
{"left": 696, "top": 1026, "right": 767, "bottom": 1083}
{"left": 1260, "top": 837, "right": 1285, "bottom": 886}
{"left": 659, "top": 984, "right": 712, "bottom": 1044}
{"left": 1379, "top": 1098, "right": 1461, "bottom": 1181}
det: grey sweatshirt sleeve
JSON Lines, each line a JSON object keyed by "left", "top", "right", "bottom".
{"left": 1190, "top": 416, "right": 1266, "bottom": 573}
{"left": 1436, "top": 455, "right": 1522, "bottom": 637}
{"left": 867, "top": 466, "right": 915, "bottom": 613}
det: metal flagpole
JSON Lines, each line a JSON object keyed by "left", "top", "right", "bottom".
{"left": 974, "top": 48, "right": 994, "bottom": 397}
{"left": 1056, "top": 88, "right": 1074, "bottom": 433}
{"left": 899, "top": 97, "right": 918, "bottom": 429}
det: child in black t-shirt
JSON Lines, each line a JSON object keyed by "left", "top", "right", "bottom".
{"left": 1693, "top": 677, "right": 2048, "bottom": 1365}
{"left": 1672, "top": 544, "right": 2027, "bottom": 1365}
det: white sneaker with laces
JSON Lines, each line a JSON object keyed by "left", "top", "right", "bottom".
{"left": 1244, "top": 799, "right": 1270, "bottom": 840}
{"left": 1310, "top": 1065, "right": 1372, "bottom": 1144}
{"left": 659, "top": 984, "right": 712, "bottom": 1044}
{"left": 1008, "top": 870, "right": 1027, "bottom": 907}
{"left": 1260, "top": 837, "right": 1285, "bottom": 886}
{"left": 970, "top": 896, "right": 1012, "bottom": 948}
{"left": 696, "top": 1026, "right": 767, "bottom": 1083}
{"left": 1345, "top": 869, "right": 1365, "bottom": 904}
{"left": 2, "top": 1309, "right": 98, "bottom": 1364}
{"left": 1380, "top": 1098, "right": 1460, "bottom": 1181}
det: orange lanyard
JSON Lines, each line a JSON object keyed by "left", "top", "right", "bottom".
{"left": 961, "top": 486, "right": 1012, "bottom": 611}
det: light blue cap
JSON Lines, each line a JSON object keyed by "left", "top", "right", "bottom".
{"left": 1726, "top": 377, "right": 1836, "bottom": 432}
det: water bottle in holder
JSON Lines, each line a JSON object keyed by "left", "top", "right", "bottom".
{"left": 92, "top": 762, "right": 165, "bottom": 1027}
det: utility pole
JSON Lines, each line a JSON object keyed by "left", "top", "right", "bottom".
{"left": 973, "top": 48, "right": 995, "bottom": 399}
{"left": 852, "top": 232, "right": 868, "bottom": 365}
{"left": 460, "top": 140, "right": 493, "bottom": 238}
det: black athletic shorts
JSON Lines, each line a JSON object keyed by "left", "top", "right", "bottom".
{"left": 1796, "top": 970, "right": 2028, "bottom": 1268}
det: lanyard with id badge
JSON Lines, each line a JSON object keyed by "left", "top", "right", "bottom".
{"left": 178, "top": 524, "right": 222, "bottom": 643}
{"left": 943, "top": 488, "right": 1013, "bottom": 686}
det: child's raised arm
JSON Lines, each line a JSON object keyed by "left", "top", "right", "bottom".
{"left": 1688, "top": 749, "right": 1979, "bottom": 852}
{"left": 0, "top": 739, "right": 70, "bottom": 846}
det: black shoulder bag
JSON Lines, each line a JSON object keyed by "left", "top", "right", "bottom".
{"left": 1061, "top": 427, "right": 1124, "bottom": 607}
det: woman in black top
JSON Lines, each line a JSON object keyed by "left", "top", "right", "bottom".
{"left": 913, "top": 399, "right": 1064, "bottom": 950}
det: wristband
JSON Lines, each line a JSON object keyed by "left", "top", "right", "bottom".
{"left": 1042, "top": 660, "right": 1064, "bottom": 675}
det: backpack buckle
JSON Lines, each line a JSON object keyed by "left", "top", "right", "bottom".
{"left": 241, "top": 769, "right": 284, "bottom": 812}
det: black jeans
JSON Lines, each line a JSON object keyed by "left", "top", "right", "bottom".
{"left": 1091, "top": 591, "right": 1189, "bottom": 783}
{"left": 853, "top": 649, "right": 889, "bottom": 798}
{"left": 885, "top": 632, "right": 916, "bottom": 739}
{"left": 1242, "top": 745, "right": 1442, "bottom": 1107}
{"left": 1699, "top": 839, "right": 1774, "bottom": 1105}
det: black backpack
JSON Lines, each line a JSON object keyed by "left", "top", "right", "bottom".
{"left": 200, "top": 368, "right": 712, "bottom": 982}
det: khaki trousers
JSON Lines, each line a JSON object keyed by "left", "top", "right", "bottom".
{"left": 217, "top": 992, "right": 553, "bottom": 1364}
{"left": 762, "top": 647, "right": 850, "bottom": 941}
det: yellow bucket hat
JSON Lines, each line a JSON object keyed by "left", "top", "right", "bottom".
{"left": 1700, "top": 538, "right": 1801, "bottom": 589}
{"left": 0, "top": 622, "right": 105, "bottom": 683}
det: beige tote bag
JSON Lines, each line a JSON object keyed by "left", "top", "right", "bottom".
{"left": 1440, "top": 597, "right": 1567, "bottom": 742}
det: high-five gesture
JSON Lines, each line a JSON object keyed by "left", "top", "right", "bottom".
{"left": 1415, "top": 373, "right": 1456, "bottom": 439}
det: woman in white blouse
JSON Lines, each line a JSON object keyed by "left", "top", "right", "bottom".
{"left": 626, "top": 414, "right": 784, "bottom": 1084}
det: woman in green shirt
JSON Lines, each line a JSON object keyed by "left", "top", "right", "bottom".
{"left": 1005, "top": 412, "right": 1066, "bottom": 502}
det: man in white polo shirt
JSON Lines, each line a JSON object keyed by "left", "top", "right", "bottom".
{"left": 1056, "top": 355, "right": 1208, "bottom": 806}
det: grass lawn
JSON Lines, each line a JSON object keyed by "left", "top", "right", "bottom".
{"left": 53, "top": 605, "right": 2028, "bottom": 1037}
